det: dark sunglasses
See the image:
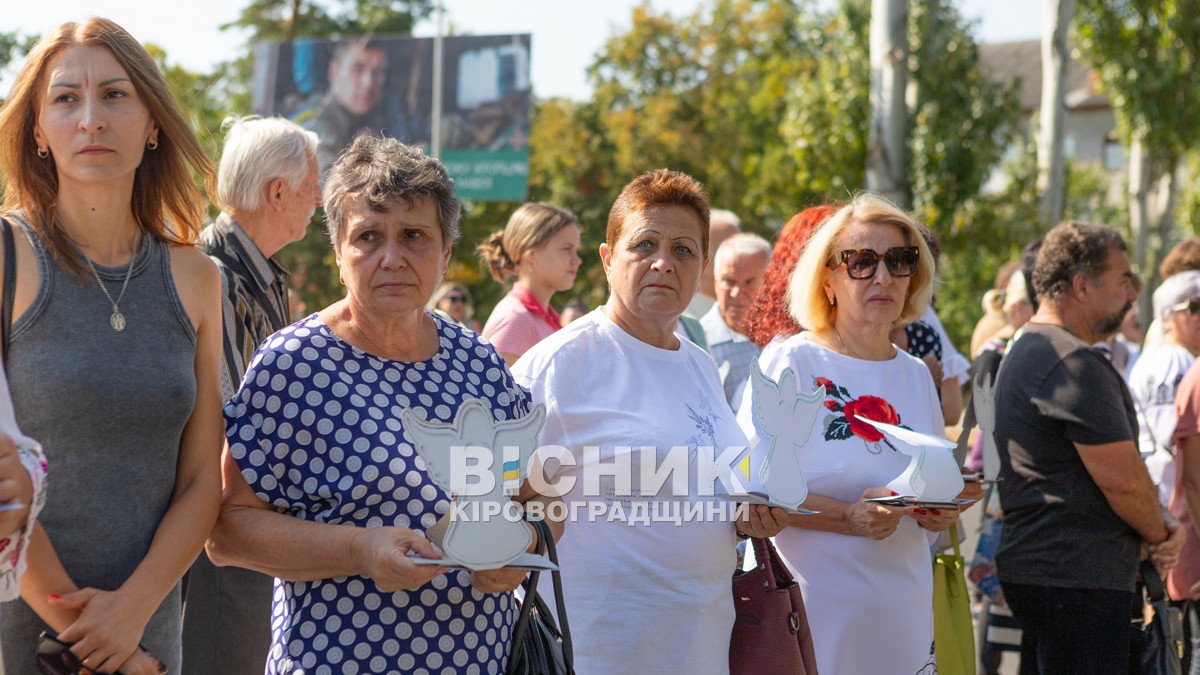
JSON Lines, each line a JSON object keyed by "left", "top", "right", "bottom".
{"left": 445, "top": 295, "right": 467, "bottom": 304}
{"left": 1172, "top": 298, "right": 1200, "bottom": 316}
{"left": 832, "top": 246, "right": 920, "bottom": 280}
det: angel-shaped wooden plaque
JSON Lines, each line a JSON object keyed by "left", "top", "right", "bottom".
{"left": 400, "top": 399, "right": 553, "bottom": 571}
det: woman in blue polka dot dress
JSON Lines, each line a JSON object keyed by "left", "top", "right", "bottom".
{"left": 207, "top": 136, "right": 552, "bottom": 675}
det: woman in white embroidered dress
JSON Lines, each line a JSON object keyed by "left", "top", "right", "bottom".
{"left": 738, "top": 193, "right": 979, "bottom": 674}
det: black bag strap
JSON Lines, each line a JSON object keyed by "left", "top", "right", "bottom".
{"left": 1141, "top": 560, "right": 1169, "bottom": 604}
{"left": 508, "top": 518, "right": 574, "bottom": 671}
{"left": 1, "top": 216, "right": 16, "bottom": 367}
{"left": 509, "top": 519, "right": 549, "bottom": 660}
{"left": 542, "top": 519, "right": 573, "bottom": 667}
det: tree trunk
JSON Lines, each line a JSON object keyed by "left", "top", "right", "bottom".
{"left": 866, "top": 0, "right": 910, "bottom": 208}
{"left": 1128, "top": 133, "right": 1153, "bottom": 322}
{"left": 285, "top": 0, "right": 303, "bottom": 40}
{"left": 1152, "top": 161, "right": 1179, "bottom": 285}
{"left": 1036, "top": 0, "right": 1075, "bottom": 228}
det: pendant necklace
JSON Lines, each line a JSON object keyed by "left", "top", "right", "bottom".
{"left": 81, "top": 245, "right": 136, "bottom": 332}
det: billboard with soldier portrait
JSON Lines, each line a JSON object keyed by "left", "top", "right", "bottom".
{"left": 252, "top": 33, "right": 531, "bottom": 201}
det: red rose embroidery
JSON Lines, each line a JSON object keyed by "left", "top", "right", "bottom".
{"left": 824, "top": 400, "right": 839, "bottom": 411}
{"left": 841, "top": 395, "right": 901, "bottom": 442}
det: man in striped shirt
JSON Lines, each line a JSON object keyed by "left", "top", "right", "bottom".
{"left": 182, "top": 116, "right": 321, "bottom": 675}
{"left": 701, "top": 233, "right": 772, "bottom": 410}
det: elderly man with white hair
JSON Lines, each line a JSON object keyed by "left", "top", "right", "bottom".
{"left": 1128, "top": 270, "right": 1200, "bottom": 504}
{"left": 686, "top": 208, "right": 742, "bottom": 318}
{"left": 701, "top": 232, "right": 772, "bottom": 407}
{"left": 181, "top": 115, "right": 321, "bottom": 675}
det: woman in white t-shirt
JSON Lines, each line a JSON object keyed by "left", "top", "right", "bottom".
{"left": 737, "top": 193, "right": 979, "bottom": 674}
{"left": 1129, "top": 270, "right": 1200, "bottom": 504}
{"left": 512, "top": 169, "right": 787, "bottom": 675}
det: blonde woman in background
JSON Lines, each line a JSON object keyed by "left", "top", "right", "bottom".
{"left": 477, "top": 202, "right": 581, "bottom": 364}
{"left": 971, "top": 260, "right": 1022, "bottom": 358}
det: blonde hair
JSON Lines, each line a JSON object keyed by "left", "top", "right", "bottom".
{"left": 477, "top": 202, "right": 578, "bottom": 283}
{"left": 787, "top": 192, "right": 935, "bottom": 332}
{"left": 0, "top": 17, "right": 214, "bottom": 276}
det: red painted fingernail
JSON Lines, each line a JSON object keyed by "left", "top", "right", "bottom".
{"left": 913, "top": 508, "right": 928, "bottom": 515}
{"left": 47, "top": 594, "right": 60, "bottom": 600}
{"left": 890, "top": 490, "right": 899, "bottom": 496}
{"left": 932, "top": 509, "right": 942, "bottom": 515}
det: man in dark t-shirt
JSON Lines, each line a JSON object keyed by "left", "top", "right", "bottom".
{"left": 994, "top": 221, "right": 1183, "bottom": 674}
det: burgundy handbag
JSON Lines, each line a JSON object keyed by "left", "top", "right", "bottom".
{"left": 730, "top": 537, "right": 819, "bottom": 675}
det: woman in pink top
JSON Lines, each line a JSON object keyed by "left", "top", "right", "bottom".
{"left": 478, "top": 202, "right": 582, "bottom": 364}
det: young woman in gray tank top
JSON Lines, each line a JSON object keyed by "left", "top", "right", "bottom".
{"left": 0, "top": 18, "right": 224, "bottom": 675}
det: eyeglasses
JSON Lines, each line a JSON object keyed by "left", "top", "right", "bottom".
{"left": 832, "top": 246, "right": 920, "bottom": 280}
{"left": 1172, "top": 297, "right": 1200, "bottom": 316}
{"left": 445, "top": 295, "right": 467, "bottom": 304}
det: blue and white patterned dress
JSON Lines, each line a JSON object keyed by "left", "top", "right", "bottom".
{"left": 225, "top": 313, "right": 531, "bottom": 675}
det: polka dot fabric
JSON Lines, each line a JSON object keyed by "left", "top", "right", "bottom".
{"left": 904, "top": 320, "right": 943, "bottom": 362}
{"left": 225, "top": 313, "right": 531, "bottom": 674}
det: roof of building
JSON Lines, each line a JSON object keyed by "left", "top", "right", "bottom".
{"left": 978, "top": 39, "right": 1111, "bottom": 113}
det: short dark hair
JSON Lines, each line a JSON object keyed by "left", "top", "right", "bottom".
{"left": 1020, "top": 238, "right": 1043, "bottom": 312}
{"left": 1032, "top": 221, "right": 1127, "bottom": 301}
{"left": 323, "top": 134, "right": 460, "bottom": 248}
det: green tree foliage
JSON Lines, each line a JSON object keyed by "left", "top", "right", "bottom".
{"left": 0, "top": 31, "right": 37, "bottom": 76}
{"left": 523, "top": 0, "right": 1021, "bottom": 348}
{"left": 1075, "top": 0, "right": 1200, "bottom": 303}
{"left": 781, "top": 0, "right": 870, "bottom": 204}
{"left": 907, "top": 1, "right": 1022, "bottom": 345}
{"left": 145, "top": 45, "right": 229, "bottom": 173}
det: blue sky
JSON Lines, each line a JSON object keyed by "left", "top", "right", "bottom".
{"left": 6, "top": 0, "right": 1042, "bottom": 101}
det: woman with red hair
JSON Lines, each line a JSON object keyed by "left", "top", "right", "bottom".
{"left": 741, "top": 204, "right": 838, "bottom": 348}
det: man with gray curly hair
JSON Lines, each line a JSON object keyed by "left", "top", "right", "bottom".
{"left": 183, "top": 115, "right": 320, "bottom": 675}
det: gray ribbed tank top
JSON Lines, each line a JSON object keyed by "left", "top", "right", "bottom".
{"left": 0, "top": 217, "right": 196, "bottom": 671}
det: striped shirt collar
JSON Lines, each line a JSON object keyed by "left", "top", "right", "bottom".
{"left": 211, "top": 212, "right": 289, "bottom": 292}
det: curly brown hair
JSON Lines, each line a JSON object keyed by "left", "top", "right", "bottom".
{"left": 1032, "top": 221, "right": 1126, "bottom": 301}
{"left": 742, "top": 204, "right": 838, "bottom": 348}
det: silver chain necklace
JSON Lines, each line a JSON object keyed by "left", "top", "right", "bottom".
{"left": 81, "top": 250, "right": 135, "bottom": 331}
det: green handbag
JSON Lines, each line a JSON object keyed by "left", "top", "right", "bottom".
{"left": 933, "top": 522, "right": 975, "bottom": 675}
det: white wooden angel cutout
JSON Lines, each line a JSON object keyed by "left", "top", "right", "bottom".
{"left": 855, "top": 416, "right": 965, "bottom": 501}
{"left": 973, "top": 372, "right": 1001, "bottom": 482}
{"left": 743, "top": 360, "right": 825, "bottom": 510}
{"left": 401, "top": 399, "right": 547, "bottom": 570}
